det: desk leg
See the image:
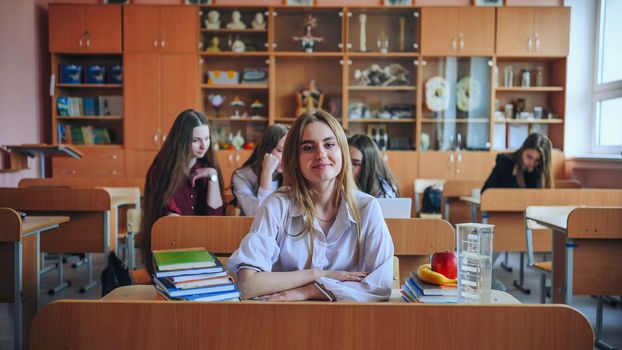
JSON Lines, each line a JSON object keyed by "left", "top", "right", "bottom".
{"left": 13, "top": 242, "right": 22, "bottom": 350}
{"left": 443, "top": 199, "right": 451, "bottom": 221}
{"left": 500, "top": 252, "right": 513, "bottom": 273}
{"left": 38, "top": 154, "right": 45, "bottom": 178}
{"left": 470, "top": 205, "right": 477, "bottom": 223}
{"left": 565, "top": 238, "right": 575, "bottom": 306}
{"left": 512, "top": 253, "right": 532, "bottom": 294}
{"left": 48, "top": 253, "right": 70, "bottom": 295}
{"left": 594, "top": 296, "right": 616, "bottom": 350}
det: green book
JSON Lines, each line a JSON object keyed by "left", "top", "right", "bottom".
{"left": 153, "top": 247, "right": 216, "bottom": 272}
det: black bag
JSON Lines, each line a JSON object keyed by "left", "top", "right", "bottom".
{"left": 101, "top": 252, "right": 132, "bottom": 297}
{"left": 422, "top": 185, "right": 442, "bottom": 214}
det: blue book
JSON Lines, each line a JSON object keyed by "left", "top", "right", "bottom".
{"left": 60, "top": 64, "right": 82, "bottom": 84}
{"left": 153, "top": 275, "right": 236, "bottom": 297}
{"left": 181, "top": 289, "right": 241, "bottom": 302}
{"left": 82, "top": 97, "right": 96, "bottom": 116}
{"left": 403, "top": 278, "right": 459, "bottom": 304}
{"left": 86, "top": 65, "right": 106, "bottom": 84}
{"left": 57, "top": 97, "right": 69, "bottom": 116}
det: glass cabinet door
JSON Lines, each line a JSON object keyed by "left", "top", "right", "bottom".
{"left": 347, "top": 8, "right": 419, "bottom": 54}
{"left": 421, "top": 57, "right": 492, "bottom": 151}
{"left": 273, "top": 8, "right": 343, "bottom": 53}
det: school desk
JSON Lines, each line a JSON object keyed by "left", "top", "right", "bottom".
{"left": 526, "top": 206, "right": 622, "bottom": 349}
{"left": 3, "top": 144, "right": 83, "bottom": 177}
{"left": 30, "top": 298, "right": 593, "bottom": 349}
{"left": 0, "top": 208, "right": 69, "bottom": 350}
{"left": 150, "top": 216, "right": 455, "bottom": 286}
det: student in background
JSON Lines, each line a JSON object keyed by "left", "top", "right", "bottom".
{"left": 232, "top": 124, "right": 289, "bottom": 216}
{"left": 142, "top": 109, "right": 225, "bottom": 272}
{"left": 348, "top": 134, "right": 399, "bottom": 198}
{"left": 482, "top": 132, "right": 554, "bottom": 193}
{"left": 228, "top": 111, "right": 394, "bottom": 302}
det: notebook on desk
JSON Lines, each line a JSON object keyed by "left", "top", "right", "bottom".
{"left": 377, "top": 198, "right": 412, "bottom": 218}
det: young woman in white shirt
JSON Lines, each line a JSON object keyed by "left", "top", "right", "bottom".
{"left": 231, "top": 124, "right": 289, "bottom": 216}
{"left": 228, "top": 111, "right": 394, "bottom": 302}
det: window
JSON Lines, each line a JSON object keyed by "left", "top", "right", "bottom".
{"left": 593, "top": 0, "right": 622, "bottom": 155}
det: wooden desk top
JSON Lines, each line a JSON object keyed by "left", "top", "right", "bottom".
{"left": 110, "top": 194, "right": 137, "bottom": 208}
{"left": 460, "top": 196, "right": 481, "bottom": 206}
{"left": 21, "top": 216, "right": 70, "bottom": 236}
{"left": 525, "top": 206, "right": 578, "bottom": 232}
{"left": 104, "top": 285, "right": 520, "bottom": 304}
{"left": 4, "top": 144, "right": 83, "bottom": 159}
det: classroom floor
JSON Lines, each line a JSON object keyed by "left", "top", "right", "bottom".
{"left": 1, "top": 252, "right": 621, "bottom": 349}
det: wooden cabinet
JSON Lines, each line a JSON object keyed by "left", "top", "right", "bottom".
{"left": 418, "top": 151, "right": 495, "bottom": 181}
{"left": 421, "top": 8, "right": 495, "bottom": 55}
{"left": 124, "top": 53, "right": 198, "bottom": 151}
{"left": 384, "top": 151, "right": 418, "bottom": 199}
{"left": 52, "top": 147, "right": 125, "bottom": 178}
{"left": 216, "top": 150, "right": 253, "bottom": 190}
{"left": 496, "top": 7, "right": 570, "bottom": 57}
{"left": 125, "top": 150, "right": 157, "bottom": 179}
{"left": 49, "top": 4, "right": 121, "bottom": 53}
{"left": 124, "top": 5, "right": 198, "bottom": 53}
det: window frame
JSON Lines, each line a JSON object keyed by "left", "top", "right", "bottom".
{"left": 591, "top": 0, "right": 622, "bottom": 155}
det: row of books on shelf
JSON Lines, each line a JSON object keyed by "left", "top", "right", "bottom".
{"left": 401, "top": 272, "right": 459, "bottom": 304}
{"left": 57, "top": 96, "right": 123, "bottom": 117}
{"left": 152, "top": 247, "right": 241, "bottom": 302}
{"left": 58, "top": 123, "right": 112, "bottom": 145}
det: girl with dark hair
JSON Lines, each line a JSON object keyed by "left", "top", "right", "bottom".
{"left": 141, "top": 109, "right": 225, "bottom": 272}
{"left": 228, "top": 111, "right": 394, "bottom": 302}
{"left": 232, "top": 124, "right": 289, "bottom": 216}
{"left": 482, "top": 132, "right": 554, "bottom": 193}
{"left": 348, "top": 134, "right": 399, "bottom": 198}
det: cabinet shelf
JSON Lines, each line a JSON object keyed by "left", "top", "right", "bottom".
{"left": 200, "top": 52, "right": 269, "bottom": 57}
{"left": 348, "top": 85, "right": 416, "bottom": 91}
{"left": 347, "top": 52, "right": 419, "bottom": 58}
{"left": 274, "top": 52, "right": 343, "bottom": 58}
{"left": 201, "top": 84, "right": 268, "bottom": 90}
{"left": 495, "top": 86, "right": 564, "bottom": 92}
{"left": 208, "top": 117, "right": 268, "bottom": 122}
{"left": 201, "top": 28, "right": 267, "bottom": 33}
{"left": 349, "top": 118, "right": 416, "bottom": 123}
{"left": 56, "top": 84, "right": 123, "bottom": 89}
{"left": 422, "top": 118, "right": 489, "bottom": 123}
{"left": 57, "top": 116, "right": 123, "bottom": 121}
{"left": 494, "top": 118, "right": 563, "bottom": 124}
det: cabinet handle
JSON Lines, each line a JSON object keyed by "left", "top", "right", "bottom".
{"left": 198, "top": 41, "right": 203, "bottom": 49}
{"left": 71, "top": 169, "right": 76, "bottom": 175}
{"left": 153, "top": 132, "right": 159, "bottom": 145}
{"left": 112, "top": 170, "right": 118, "bottom": 176}
{"left": 84, "top": 31, "right": 90, "bottom": 48}
{"left": 451, "top": 37, "right": 457, "bottom": 51}
{"left": 112, "top": 154, "right": 118, "bottom": 160}
{"left": 228, "top": 153, "right": 234, "bottom": 165}
{"left": 153, "top": 38, "right": 158, "bottom": 48}
{"left": 458, "top": 33, "right": 464, "bottom": 51}
{"left": 534, "top": 33, "right": 540, "bottom": 51}
{"left": 79, "top": 39, "right": 83, "bottom": 47}
{"left": 162, "top": 133, "right": 167, "bottom": 142}
{"left": 421, "top": 60, "right": 427, "bottom": 66}
{"left": 338, "top": 43, "right": 343, "bottom": 49}
{"left": 235, "top": 153, "right": 240, "bottom": 163}
{"left": 527, "top": 37, "right": 533, "bottom": 52}
{"left": 161, "top": 39, "right": 166, "bottom": 48}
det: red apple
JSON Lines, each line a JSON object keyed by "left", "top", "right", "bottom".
{"left": 431, "top": 251, "right": 457, "bottom": 279}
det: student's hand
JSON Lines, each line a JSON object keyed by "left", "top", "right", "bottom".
{"left": 262, "top": 153, "right": 281, "bottom": 176}
{"left": 190, "top": 167, "right": 218, "bottom": 187}
{"left": 256, "top": 284, "right": 316, "bottom": 302}
{"left": 317, "top": 270, "right": 368, "bottom": 282}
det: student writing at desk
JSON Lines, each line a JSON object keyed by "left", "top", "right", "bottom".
{"left": 232, "top": 124, "right": 289, "bottom": 216}
{"left": 228, "top": 111, "right": 394, "bottom": 302}
{"left": 142, "top": 109, "right": 225, "bottom": 273}
{"left": 348, "top": 134, "right": 399, "bottom": 198}
{"left": 482, "top": 133, "right": 554, "bottom": 193}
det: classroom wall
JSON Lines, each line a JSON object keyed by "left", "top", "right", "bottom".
{"left": 0, "top": 0, "right": 51, "bottom": 187}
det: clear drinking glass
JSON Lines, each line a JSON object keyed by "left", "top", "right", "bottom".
{"left": 456, "top": 223, "right": 494, "bottom": 304}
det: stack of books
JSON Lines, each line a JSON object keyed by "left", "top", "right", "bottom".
{"left": 152, "top": 247, "right": 240, "bottom": 302}
{"left": 401, "top": 272, "right": 459, "bottom": 304}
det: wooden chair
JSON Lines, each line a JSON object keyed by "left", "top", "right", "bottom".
{"left": 0, "top": 187, "right": 114, "bottom": 294}
{"left": 150, "top": 216, "right": 454, "bottom": 287}
{"left": 30, "top": 300, "right": 594, "bottom": 349}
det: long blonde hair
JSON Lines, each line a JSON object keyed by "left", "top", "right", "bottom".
{"left": 513, "top": 133, "right": 554, "bottom": 189}
{"left": 280, "top": 111, "right": 361, "bottom": 268}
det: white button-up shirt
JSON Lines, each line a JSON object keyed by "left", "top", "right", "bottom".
{"left": 228, "top": 187, "right": 394, "bottom": 302}
{"left": 232, "top": 165, "right": 280, "bottom": 216}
